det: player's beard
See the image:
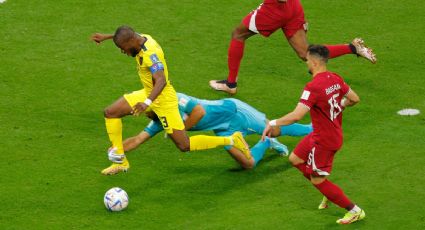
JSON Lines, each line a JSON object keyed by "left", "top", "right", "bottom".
{"left": 130, "top": 47, "right": 139, "bottom": 57}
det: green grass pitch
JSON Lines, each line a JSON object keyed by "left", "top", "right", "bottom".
{"left": 1, "top": 0, "right": 424, "bottom": 229}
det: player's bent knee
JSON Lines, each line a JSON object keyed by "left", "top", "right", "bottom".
{"left": 104, "top": 105, "right": 132, "bottom": 118}
{"left": 231, "top": 26, "right": 251, "bottom": 41}
{"left": 242, "top": 162, "right": 255, "bottom": 170}
{"left": 310, "top": 175, "right": 327, "bottom": 185}
{"left": 289, "top": 152, "right": 305, "bottom": 165}
{"left": 176, "top": 143, "right": 190, "bottom": 152}
{"left": 231, "top": 29, "right": 242, "bottom": 40}
{"left": 104, "top": 107, "right": 116, "bottom": 118}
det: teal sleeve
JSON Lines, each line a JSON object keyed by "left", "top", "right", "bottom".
{"left": 184, "top": 98, "right": 198, "bottom": 114}
{"left": 144, "top": 120, "right": 164, "bottom": 137}
{"left": 178, "top": 93, "right": 199, "bottom": 114}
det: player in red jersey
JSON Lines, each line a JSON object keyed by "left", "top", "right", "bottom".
{"left": 210, "top": 0, "right": 377, "bottom": 94}
{"left": 262, "top": 45, "right": 365, "bottom": 224}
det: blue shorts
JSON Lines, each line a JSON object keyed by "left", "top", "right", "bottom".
{"left": 214, "top": 99, "right": 267, "bottom": 150}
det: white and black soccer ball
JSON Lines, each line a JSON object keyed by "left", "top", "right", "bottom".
{"left": 104, "top": 187, "right": 129, "bottom": 211}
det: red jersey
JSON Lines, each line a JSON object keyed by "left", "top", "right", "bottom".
{"left": 299, "top": 71, "right": 350, "bottom": 150}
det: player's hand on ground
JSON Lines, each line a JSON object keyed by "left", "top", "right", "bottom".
{"left": 91, "top": 33, "right": 108, "bottom": 44}
{"left": 262, "top": 124, "right": 273, "bottom": 141}
{"left": 132, "top": 102, "right": 149, "bottom": 116}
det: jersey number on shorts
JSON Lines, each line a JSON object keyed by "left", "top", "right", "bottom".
{"left": 307, "top": 147, "right": 315, "bottom": 167}
{"left": 159, "top": 116, "right": 169, "bottom": 128}
{"left": 328, "top": 93, "right": 342, "bottom": 121}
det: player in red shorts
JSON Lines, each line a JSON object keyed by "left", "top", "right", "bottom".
{"left": 262, "top": 44, "right": 365, "bottom": 224}
{"left": 210, "top": 0, "right": 377, "bottom": 94}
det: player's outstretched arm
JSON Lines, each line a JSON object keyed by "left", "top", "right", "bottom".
{"left": 184, "top": 105, "right": 206, "bottom": 130}
{"left": 123, "top": 131, "right": 152, "bottom": 152}
{"left": 262, "top": 103, "right": 309, "bottom": 140}
{"left": 342, "top": 89, "right": 360, "bottom": 108}
{"left": 133, "top": 70, "right": 167, "bottom": 116}
{"left": 91, "top": 33, "right": 114, "bottom": 44}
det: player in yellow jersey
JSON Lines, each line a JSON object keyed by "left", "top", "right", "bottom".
{"left": 91, "top": 26, "right": 251, "bottom": 175}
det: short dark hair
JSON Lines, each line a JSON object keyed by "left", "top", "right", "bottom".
{"left": 307, "top": 44, "right": 329, "bottom": 63}
{"left": 113, "top": 25, "right": 136, "bottom": 45}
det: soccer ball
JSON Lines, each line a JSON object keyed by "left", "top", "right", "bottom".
{"left": 104, "top": 187, "right": 129, "bottom": 211}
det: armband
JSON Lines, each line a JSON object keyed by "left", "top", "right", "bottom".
{"left": 144, "top": 98, "right": 152, "bottom": 106}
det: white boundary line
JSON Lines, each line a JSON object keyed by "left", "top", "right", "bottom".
{"left": 397, "top": 108, "right": 420, "bottom": 116}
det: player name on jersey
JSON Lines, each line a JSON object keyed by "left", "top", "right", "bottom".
{"left": 325, "top": 84, "right": 341, "bottom": 95}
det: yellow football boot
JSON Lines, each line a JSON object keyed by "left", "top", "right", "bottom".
{"left": 318, "top": 196, "right": 329, "bottom": 210}
{"left": 101, "top": 158, "right": 130, "bottom": 175}
{"left": 231, "top": 131, "right": 251, "bottom": 159}
{"left": 336, "top": 209, "right": 366, "bottom": 224}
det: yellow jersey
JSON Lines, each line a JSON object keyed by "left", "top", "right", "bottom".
{"left": 135, "top": 34, "right": 177, "bottom": 108}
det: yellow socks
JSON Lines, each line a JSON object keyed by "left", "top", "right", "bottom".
{"left": 189, "top": 135, "right": 232, "bottom": 151}
{"left": 105, "top": 118, "right": 124, "bottom": 154}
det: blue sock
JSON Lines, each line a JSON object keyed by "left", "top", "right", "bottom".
{"left": 280, "top": 123, "right": 313, "bottom": 136}
{"left": 251, "top": 138, "right": 270, "bottom": 166}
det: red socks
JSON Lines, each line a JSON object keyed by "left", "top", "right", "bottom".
{"left": 226, "top": 42, "right": 353, "bottom": 83}
{"left": 294, "top": 163, "right": 355, "bottom": 211}
{"left": 227, "top": 39, "right": 245, "bottom": 84}
{"left": 325, "top": 44, "right": 355, "bottom": 59}
{"left": 314, "top": 179, "right": 355, "bottom": 210}
{"left": 226, "top": 42, "right": 355, "bottom": 83}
